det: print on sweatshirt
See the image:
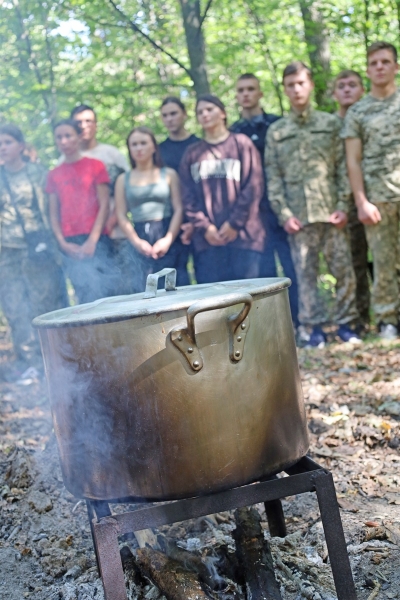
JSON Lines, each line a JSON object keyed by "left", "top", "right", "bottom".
{"left": 190, "top": 157, "right": 241, "bottom": 183}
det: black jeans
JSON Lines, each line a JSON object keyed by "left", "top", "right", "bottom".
{"left": 130, "top": 218, "right": 182, "bottom": 292}
{"left": 195, "top": 246, "right": 262, "bottom": 284}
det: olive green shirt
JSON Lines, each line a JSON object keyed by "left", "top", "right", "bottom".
{"left": 265, "top": 106, "right": 349, "bottom": 226}
{"left": 341, "top": 88, "right": 400, "bottom": 204}
{"left": 0, "top": 162, "right": 49, "bottom": 249}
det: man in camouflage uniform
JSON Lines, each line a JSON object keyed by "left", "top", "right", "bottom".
{"left": 0, "top": 125, "right": 66, "bottom": 378}
{"left": 333, "top": 70, "right": 371, "bottom": 329}
{"left": 265, "top": 61, "right": 360, "bottom": 347}
{"left": 343, "top": 42, "right": 400, "bottom": 339}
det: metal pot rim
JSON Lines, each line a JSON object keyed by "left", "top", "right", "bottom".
{"left": 33, "top": 276, "right": 291, "bottom": 330}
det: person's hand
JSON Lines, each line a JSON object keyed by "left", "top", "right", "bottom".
{"left": 152, "top": 236, "right": 172, "bottom": 259}
{"left": 79, "top": 238, "right": 97, "bottom": 258}
{"left": 357, "top": 200, "right": 381, "bottom": 225}
{"left": 284, "top": 216, "right": 303, "bottom": 234}
{"left": 61, "top": 241, "right": 83, "bottom": 258}
{"left": 105, "top": 212, "right": 118, "bottom": 234}
{"left": 134, "top": 238, "right": 154, "bottom": 257}
{"left": 204, "top": 224, "right": 225, "bottom": 246}
{"left": 329, "top": 210, "right": 348, "bottom": 229}
{"left": 181, "top": 222, "right": 194, "bottom": 245}
{"left": 218, "top": 221, "right": 238, "bottom": 244}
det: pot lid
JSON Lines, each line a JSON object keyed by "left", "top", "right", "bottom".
{"left": 33, "top": 268, "right": 291, "bottom": 329}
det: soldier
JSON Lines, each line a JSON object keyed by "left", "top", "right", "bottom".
{"left": 343, "top": 42, "right": 400, "bottom": 339}
{"left": 265, "top": 61, "right": 360, "bottom": 347}
{"left": 332, "top": 70, "right": 370, "bottom": 329}
{"left": 0, "top": 124, "right": 66, "bottom": 380}
{"left": 230, "top": 73, "right": 299, "bottom": 329}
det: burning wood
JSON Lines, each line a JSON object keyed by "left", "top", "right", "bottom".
{"left": 135, "top": 547, "right": 214, "bottom": 599}
{"left": 233, "top": 507, "right": 282, "bottom": 600}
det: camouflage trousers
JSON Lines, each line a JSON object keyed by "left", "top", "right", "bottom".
{"left": 288, "top": 223, "right": 359, "bottom": 327}
{"left": 364, "top": 202, "right": 400, "bottom": 326}
{"left": 348, "top": 204, "right": 371, "bottom": 326}
{"left": 0, "top": 247, "right": 66, "bottom": 362}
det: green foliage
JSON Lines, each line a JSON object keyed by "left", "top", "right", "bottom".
{"left": 0, "top": 0, "right": 399, "bottom": 166}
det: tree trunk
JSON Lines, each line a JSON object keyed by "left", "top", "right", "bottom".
{"left": 178, "top": 0, "right": 210, "bottom": 97}
{"left": 298, "top": 0, "right": 331, "bottom": 109}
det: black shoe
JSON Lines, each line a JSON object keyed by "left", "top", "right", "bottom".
{"left": 337, "top": 325, "right": 362, "bottom": 344}
{"left": 306, "top": 326, "right": 327, "bottom": 348}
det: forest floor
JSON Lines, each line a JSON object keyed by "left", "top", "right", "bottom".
{"left": 0, "top": 331, "right": 400, "bottom": 600}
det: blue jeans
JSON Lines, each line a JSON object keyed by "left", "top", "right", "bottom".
{"left": 195, "top": 246, "right": 262, "bottom": 284}
{"left": 260, "top": 209, "right": 299, "bottom": 327}
{"left": 63, "top": 235, "right": 113, "bottom": 304}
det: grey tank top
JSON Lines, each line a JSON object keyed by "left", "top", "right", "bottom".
{"left": 124, "top": 167, "right": 172, "bottom": 223}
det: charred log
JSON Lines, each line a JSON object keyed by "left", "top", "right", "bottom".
{"left": 135, "top": 547, "right": 215, "bottom": 600}
{"left": 233, "top": 507, "right": 282, "bottom": 600}
{"left": 158, "top": 535, "right": 241, "bottom": 599}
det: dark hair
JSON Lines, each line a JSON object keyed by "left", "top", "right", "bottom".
{"left": 282, "top": 61, "right": 313, "bottom": 82}
{"left": 70, "top": 104, "right": 97, "bottom": 121}
{"left": 126, "top": 126, "right": 163, "bottom": 168}
{"left": 160, "top": 96, "right": 186, "bottom": 112}
{"left": 334, "top": 69, "right": 363, "bottom": 87}
{"left": 367, "top": 41, "right": 398, "bottom": 63}
{"left": 0, "top": 124, "right": 25, "bottom": 144}
{"left": 237, "top": 73, "right": 260, "bottom": 84}
{"left": 53, "top": 119, "right": 82, "bottom": 135}
{"left": 195, "top": 94, "right": 227, "bottom": 125}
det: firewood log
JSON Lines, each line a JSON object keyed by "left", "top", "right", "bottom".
{"left": 233, "top": 507, "right": 282, "bottom": 600}
{"left": 135, "top": 547, "right": 215, "bottom": 600}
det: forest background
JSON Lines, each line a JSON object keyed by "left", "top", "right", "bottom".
{"left": 0, "top": 0, "right": 399, "bottom": 164}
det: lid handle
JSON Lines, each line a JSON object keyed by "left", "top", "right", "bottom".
{"left": 144, "top": 268, "right": 177, "bottom": 298}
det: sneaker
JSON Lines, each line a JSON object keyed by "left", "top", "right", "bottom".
{"left": 337, "top": 325, "right": 362, "bottom": 344}
{"left": 379, "top": 323, "right": 398, "bottom": 340}
{"left": 306, "top": 326, "right": 327, "bottom": 349}
{"left": 296, "top": 325, "right": 310, "bottom": 347}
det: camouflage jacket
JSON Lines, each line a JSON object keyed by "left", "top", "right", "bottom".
{"left": 265, "top": 106, "right": 350, "bottom": 226}
{"left": 341, "top": 88, "right": 400, "bottom": 204}
{"left": 0, "top": 162, "right": 49, "bottom": 248}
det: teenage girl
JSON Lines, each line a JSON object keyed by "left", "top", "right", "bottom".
{"left": 115, "top": 126, "right": 183, "bottom": 291}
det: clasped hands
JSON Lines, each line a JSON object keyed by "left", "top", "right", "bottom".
{"left": 204, "top": 222, "right": 238, "bottom": 246}
{"left": 284, "top": 210, "right": 348, "bottom": 234}
{"left": 135, "top": 234, "right": 172, "bottom": 259}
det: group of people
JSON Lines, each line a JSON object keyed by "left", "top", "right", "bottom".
{"left": 0, "top": 39, "right": 399, "bottom": 379}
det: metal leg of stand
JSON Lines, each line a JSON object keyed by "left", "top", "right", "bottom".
{"left": 93, "top": 515, "right": 128, "bottom": 600}
{"left": 264, "top": 499, "right": 287, "bottom": 538}
{"left": 86, "top": 500, "right": 112, "bottom": 577}
{"left": 313, "top": 470, "right": 358, "bottom": 600}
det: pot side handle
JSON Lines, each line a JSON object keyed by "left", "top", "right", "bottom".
{"left": 170, "top": 292, "right": 253, "bottom": 372}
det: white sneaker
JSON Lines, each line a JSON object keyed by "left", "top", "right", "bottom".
{"left": 379, "top": 323, "right": 398, "bottom": 340}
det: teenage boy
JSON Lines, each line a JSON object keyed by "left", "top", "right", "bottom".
{"left": 70, "top": 105, "right": 130, "bottom": 295}
{"left": 343, "top": 42, "right": 400, "bottom": 339}
{"left": 333, "top": 70, "right": 370, "bottom": 329}
{"left": 231, "top": 74, "right": 299, "bottom": 329}
{"left": 266, "top": 61, "right": 360, "bottom": 347}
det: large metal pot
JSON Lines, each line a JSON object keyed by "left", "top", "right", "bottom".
{"left": 33, "top": 269, "right": 308, "bottom": 501}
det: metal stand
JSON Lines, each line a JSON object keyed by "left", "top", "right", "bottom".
{"left": 86, "top": 456, "right": 357, "bottom": 600}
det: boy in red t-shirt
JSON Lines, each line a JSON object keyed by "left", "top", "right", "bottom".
{"left": 47, "top": 119, "right": 111, "bottom": 304}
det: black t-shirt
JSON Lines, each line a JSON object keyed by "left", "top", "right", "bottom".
{"left": 159, "top": 134, "right": 200, "bottom": 172}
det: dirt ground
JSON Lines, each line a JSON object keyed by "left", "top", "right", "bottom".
{"left": 0, "top": 332, "right": 400, "bottom": 600}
